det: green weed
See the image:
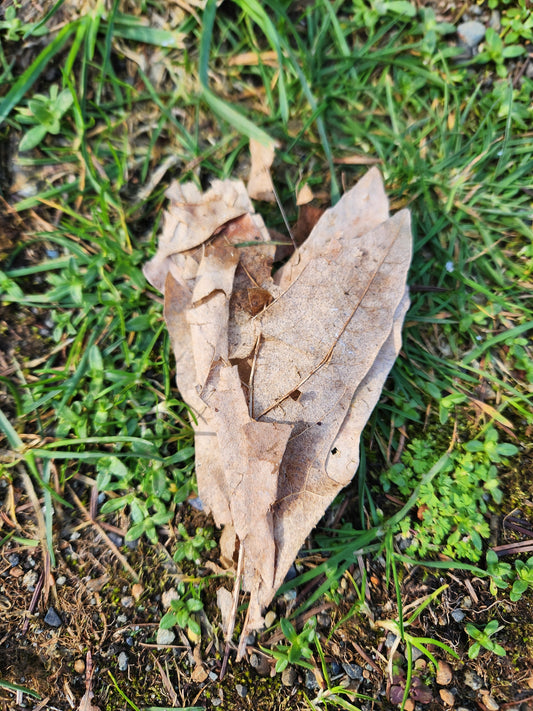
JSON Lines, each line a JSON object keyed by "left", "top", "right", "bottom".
{"left": 466, "top": 619, "right": 506, "bottom": 659}
{"left": 15, "top": 84, "right": 73, "bottom": 151}
{"left": 264, "top": 617, "right": 317, "bottom": 673}
{"left": 381, "top": 428, "right": 517, "bottom": 561}
{"left": 172, "top": 523, "right": 217, "bottom": 564}
{"left": 159, "top": 582, "right": 204, "bottom": 640}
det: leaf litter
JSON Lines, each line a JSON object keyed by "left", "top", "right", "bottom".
{"left": 143, "top": 161, "right": 412, "bottom": 650}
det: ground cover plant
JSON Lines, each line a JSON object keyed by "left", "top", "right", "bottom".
{"left": 0, "top": 0, "right": 532, "bottom": 709}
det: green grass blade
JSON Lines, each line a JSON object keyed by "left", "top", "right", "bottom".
{"left": 199, "top": 0, "right": 274, "bottom": 146}
{"left": 0, "top": 407, "right": 23, "bottom": 449}
{"left": 232, "top": 0, "right": 288, "bottom": 123}
{"left": 0, "top": 680, "right": 41, "bottom": 699}
{"left": 110, "top": 15, "right": 184, "bottom": 48}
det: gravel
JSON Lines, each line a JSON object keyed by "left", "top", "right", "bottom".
{"left": 44, "top": 607, "right": 63, "bottom": 627}
{"left": 457, "top": 20, "right": 486, "bottom": 47}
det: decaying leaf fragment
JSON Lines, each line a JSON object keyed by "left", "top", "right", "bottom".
{"left": 143, "top": 166, "right": 412, "bottom": 639}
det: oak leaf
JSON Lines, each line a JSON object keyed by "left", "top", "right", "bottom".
{"left": 143, "top": 166, "right": 412, "bottom": 638}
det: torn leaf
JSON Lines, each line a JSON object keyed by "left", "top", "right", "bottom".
{"left": 144, "top": 165, "right": 412, "bottom": 638}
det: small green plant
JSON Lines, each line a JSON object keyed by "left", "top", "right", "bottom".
{"left": 417, "top": 7, "right": 455, "bottom": 58}
{"left": 474, "top": 27, "right": 525, "bottom": 78}
{"left": 173, "top": 523, "right": 217, "bottom": 564}
{"left": 381, "top": 428, "right": 517, "bottom": 562}
{"left": 15, "top": 84, "right": 73, "bottom": 151}
{"left": 0, "top": 4, "right": 47, "bottom": 42}
{"left": 510, "top": 557, "right": 533, "bottom": 601}
{"left": 488, "top": 550, "right": 533, "bottom": 602}
{"left": 264, "top": 617, "right": 317, "bottom": 673}
{"left": 466, "top": 620, "right": 506, "bottom": 659}
{"left": 159, "top": 584, "right": 204, "bottom": 639}
{"left": 501, "top": 1, "right": 533, "bottom": 43}
{"left": 486, "top": 549, "right": 514, "bottom": 595}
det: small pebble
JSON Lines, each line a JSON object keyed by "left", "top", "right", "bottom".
{"left": 8, "top": 554, "right": 20, "bottom": 566}
{"left": 403, "top": 700, "right": 415, "bottom": 711}
{"left": 132, "top": 583, "right": 143, "bottom": 600}
{"left": 235, "top": 684, "right": 248, "bottom": 698}
{"left": 107, "top": 532, "right": 123, "bottom": 547}
{"left": 56, "top": 576, "right": 66, "bottom": 586}
{"left": 281, "top": 667, "right": 297, "bottom": 686}
{"left": 118, "top": 651, "right": 128, "bottom": 671}
{"left": 317, "top": 612, "right": 331, "bottom": 629}
{"left": 330, "top": 661, "right": 343, "bottom": 676}
{"left": 121, "top": 596, "right": 134, "bottom": 608}
{"left": 464, "top": 670, "right": 483, "bottom": 690}
{"left": 116, "top": 614, "right": 128, "bottom": 624}
{"left": 10, "top": 567, "right": 23, "bottom": 578}
{"left": 414, "top": 658, "right": 427, "bottom": 671}
{"left": 452, "top": 610, "right": 465, "bottom": 623}
{"left": 244, "top": 632, "right": 256, "bottom": 646}
{"left": 208, "top": 671, "right": 218, "bottom": 682}
{"left": 489, "top": 10, "right": 501, "bottom": 31}
{"left": 264, "top": 610, "right": 277, "bottom": 628}
{"left": 74, "top": 659, "right": 85, "bottom": 674}
{"left": 156, "top": 628, "right": 175, "bottom": 646}
{"left": 211, "top": 700, "right": 222, "bottom": 707}
{"left": 283, "top": 564, "right": 298, "bottom": 582}
{"left": 342, "top": 663, "right": 363, "bottom": 680}
{"left": 305, "top": 670, "right": 319, "bottom": 690}
{"left": 440, "top": 688, "right": 456, "bottom": 706}
{"left": 457, "top": 21, "right": 486, "bottom": 48}
{"left": 411, "top": 646, "right": 423, "bottom": 661}
{"left": 249, "top": 653, "right": 270, "bottom": 676}
{"left": 437, "top": 660, "right": 453, "bottom": 686}
{"left": 44, "top": 607, "right": 63, "bottom": 627}
{"left": 461, "top": 596, "right": 472, "bottom": 610}
{"left": 484, "top": 695, "right": 499, "bottom": 711}
{"left": 22, "top": 570, "right": 38, "bottom": 590}
{"left": 385, "top": 631, "right": 397, "bottom": 649}
{"left": 161, "top": 588, "right": 179, "bottom": 608}
{"left": 188, "top": 496, "right": 204, "bottom": 511}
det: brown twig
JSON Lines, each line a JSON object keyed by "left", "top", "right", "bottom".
{"left": 67, "top": 485, "right": 140, "bottom": 582}
{"left": 220, "top": 541, "right": 245, "bottom": 678}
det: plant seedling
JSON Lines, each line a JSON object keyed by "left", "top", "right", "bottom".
{"left": 0, "top": 4, "right": 47, "bottom": 42}
{"left": 466, "top": 620, "right": 506, "bottom": 659}
{"left": 263, "top": 617, "right": 317, "bottom": 673}
{"left": 15, "top": 84, "right": 73, "bottom": 151}
{"left": 474, "top": 27, "right": 525, "bottom": 78}
{"left": 173, "top": 523, "right": 217, "bottom": 564}
{"left": 160, "top": 590, "right": 204, "bottom": 639}
{"left": 510, "top": 557, "right": 533, "bottom": 602}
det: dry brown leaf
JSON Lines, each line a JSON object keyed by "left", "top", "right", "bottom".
{"left": 144, "top": 166, "right": 412, "bottom": 636}
{"left": 296, "top": 183, "right": 314, "bottom": 206}
{"left": 228, "top": 50, "right": 278, "bottom": 67}
{"left": 247, "top": 138, "right": 278, "bottom": 202}
{"left": 333, "top": 154, "right": 381, "bottom": 165}
{"left": 77, "top": 692, "right": 100, "bottom": 711}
